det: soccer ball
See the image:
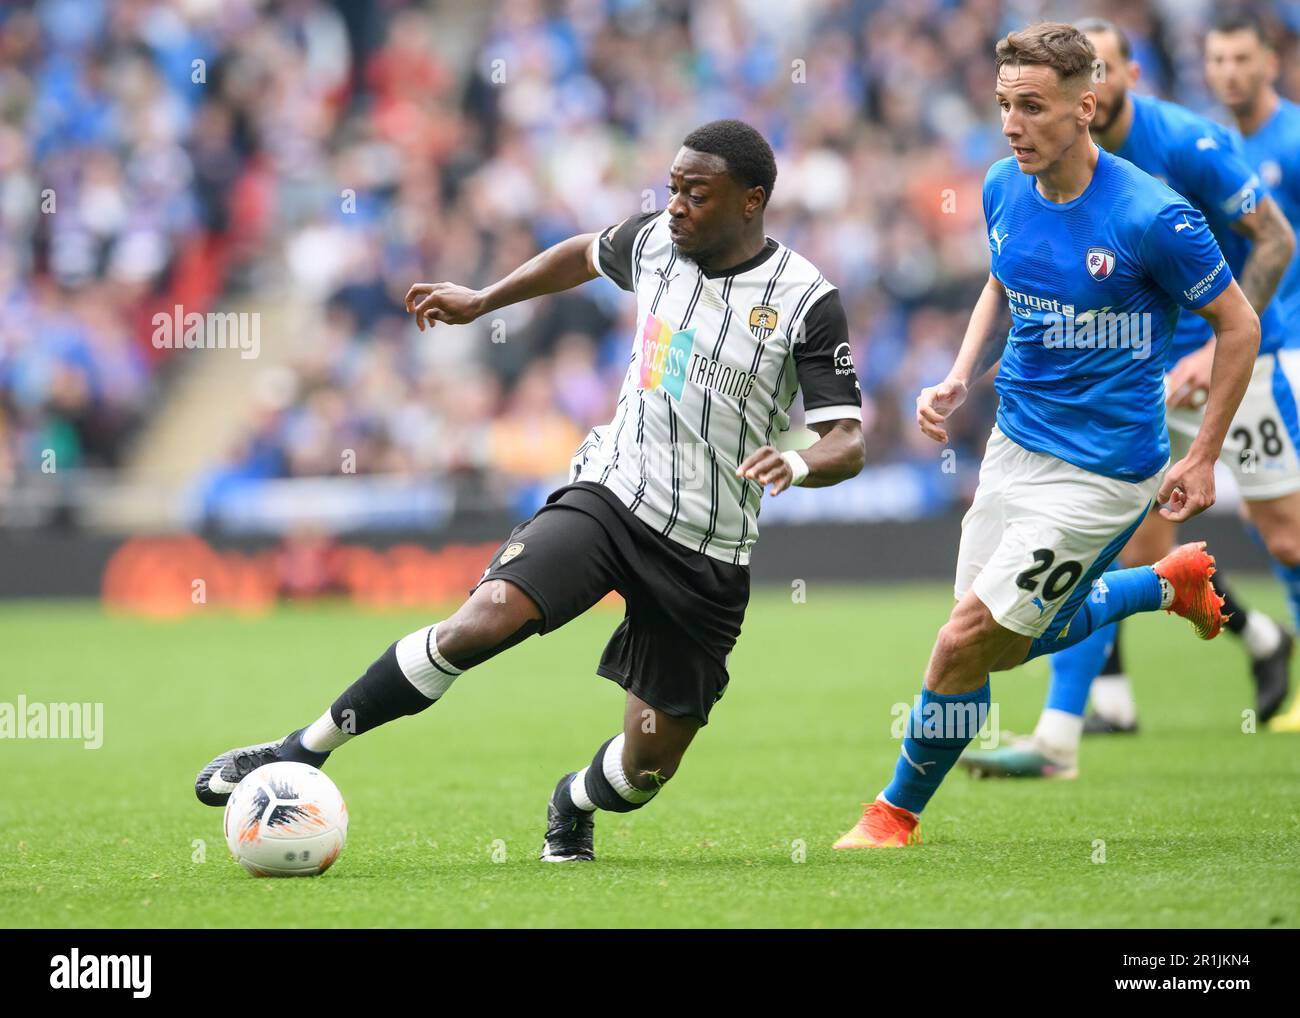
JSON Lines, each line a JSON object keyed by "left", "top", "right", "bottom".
{"left": 223, "top": 762, "right": 348, "bottom": 877}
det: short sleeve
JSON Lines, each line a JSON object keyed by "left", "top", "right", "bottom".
{"left": 793, "top": 290, "right": 862, "bottom": 423}
{"left": 1140, "top": 202, "right": 1233, "bottom": 310}
{"left": 1171, "top": 127, "right": 1267, "bottom": 225}
{"left": 591, "top": 210, "right": 661, "bottom": 291}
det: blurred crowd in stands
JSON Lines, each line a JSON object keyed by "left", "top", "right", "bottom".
{"left": 4, "top": 0, "right": 1300, "bottom": 517}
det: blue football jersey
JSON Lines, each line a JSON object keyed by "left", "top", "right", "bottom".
{"left": 1115, "top": 93, "right": 1283, "bottom": 360}
{"left": 1238, "top": 97, "right": 1300, "bottom": 348}
{"left": 984, "top": 147, "right": 1232, "bottom": 482}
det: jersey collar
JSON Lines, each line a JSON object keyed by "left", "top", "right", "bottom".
{"left": 694, "top": 237, "right": 780, "bottom": 279}
{"left": 1029, "top": 146, "right": 1110, "bottom": 212}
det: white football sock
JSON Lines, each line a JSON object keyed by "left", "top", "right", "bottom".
{"left": 302, "top": 711, "right": 353, "bottom": 753}
{"left": 601, "top": 733, "right": 657, "bottom": 804}
{"left": 394, "top": 622, "right": 462, "bottom": 700}
{"left": 1242, "top": 610, "right": 1283, "bottom": 659}
{"left": 1158, "top": 576, "right": 1175, "bottom": 609}
{"left": 1091, "top": 674, "right": 1138, "bottom": 726}
{"left": 1033, "top": 708, "right": 1083, "bottom": 761}
{"left": 569, "top": 768, "right": 596, "bottom": 811}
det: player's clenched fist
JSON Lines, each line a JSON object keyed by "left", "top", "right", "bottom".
{"left": 405, "top": 282, "right": 486, "bottom": 332}
{"left": 1158, "top": 452, "right": 1216, "bottom": 522}
{"left": 737, "top": 444, "right": 795, "bottom": 496}
{"left": 915, "top": 378, "right": 968, "bottom": 444}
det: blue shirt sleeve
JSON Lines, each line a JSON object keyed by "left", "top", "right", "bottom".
{"left": 1139, "top": 202, "right": 1233, "bottom": 310}
{"left": 982, "top": 165, "right": 994, "bottom": 229}
{"left": 1170, "top": 126, "right": 1267, "bottom": 225}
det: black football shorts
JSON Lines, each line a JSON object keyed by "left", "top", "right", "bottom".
{"left": 471, "top": 481, "right": 750, "bottom": 724}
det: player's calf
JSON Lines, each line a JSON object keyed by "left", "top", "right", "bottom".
{"left": 836, "top": 595, "right": 1001, "bottom": 849}
{"left": 300, "top": 583, "right": 542, "bottom": 743}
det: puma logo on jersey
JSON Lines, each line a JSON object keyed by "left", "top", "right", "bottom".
{"left": 990, "top": 227, "right": 1008, "bottom": 255}
{"left": 1174, "top": 215, "right": 1194, "bottom": 233}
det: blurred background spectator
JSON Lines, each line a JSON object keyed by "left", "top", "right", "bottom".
{"left": 2, "top": 0, "right": 1297, "bottom": 528}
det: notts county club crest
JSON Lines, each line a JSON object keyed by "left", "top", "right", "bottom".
{"left": 1086, "top": 246, "right": 1116, "bottom": 281}
{"left": 749, "top": 304, "right": 779, "bottom": 341}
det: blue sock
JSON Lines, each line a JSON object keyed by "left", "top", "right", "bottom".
{"left": 1269, "top": 558, "right": 1300, "bottom": 632}
{"left": 1044, "top": 623, "right": 1115, "bottom": 717}
{"left": 1026, "top": 567, "right": 1161, "bottom": 661}
{"left": 881, "top": 681, "right": 991, "bottom": 815}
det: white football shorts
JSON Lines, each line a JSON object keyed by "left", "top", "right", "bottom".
{"left": 955, "top": 425, "right": 1165, "bottom": 640}
{"left": 1167, "top": 349, "right": 1300, "bottom": 501}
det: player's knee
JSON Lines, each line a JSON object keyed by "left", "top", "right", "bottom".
{"left": 929, "top": 598, "right": 1020, "bottom": 688}
{"left": 939, "top": 601, "right": 1001, "bottom": 655}
{"left": 930, "top": 622, "right": 965, "bottom": 671}
{"left": 929, "top": 621, "right": 979, "bottom": 683}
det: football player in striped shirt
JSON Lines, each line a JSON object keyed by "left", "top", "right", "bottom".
{"left": 194, "top": 120, "right": 867, "bottom": 862}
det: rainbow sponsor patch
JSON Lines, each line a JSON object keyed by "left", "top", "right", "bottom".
{"left": 639, "top": 313, "right": 696, "bottom": 400}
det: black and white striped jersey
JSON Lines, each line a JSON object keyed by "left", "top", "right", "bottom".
{"left": 571, "top": 209, "right": 861, "bottom": 565}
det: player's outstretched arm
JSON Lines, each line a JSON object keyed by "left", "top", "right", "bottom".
{"left": 916, "top": 273, "right": 1007, "bottom": 443}
{"left": 1159, "top": 280, "right": 1260, "bottom": 522}
{"left": 405, "top": 232, "right": 600, "bottom": 332}
{"left": 736, "top": 419, "right": 865, "bottom": 496}
{"left": 1231, "top": 194, "right": 1295, "bottom": 315}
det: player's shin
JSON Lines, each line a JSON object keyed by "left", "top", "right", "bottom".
{"left": 880, "top": 681, "right": 991, "bottom": 815}
{"left": 1024, "top": 567, "right": 1164, "bottom": 661}
{"left": 301, "top": 622, "right": 467, "bottom": 752}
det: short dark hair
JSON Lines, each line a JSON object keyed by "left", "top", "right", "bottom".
{"left": 681, "top": 119, "right": 777, "bottom": 207}
{"left": 1075, "top": 16, "right": 1131, "bottom": 62}
{"left": 1211, "top": 11, "right": 1271, "bottom": 47}
{"left": 995, "top": 22, "right": 1097, "bottom": 87}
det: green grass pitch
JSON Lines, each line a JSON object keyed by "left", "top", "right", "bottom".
{"left": 2, "top": 581, "right": 1297, "bottom": 928}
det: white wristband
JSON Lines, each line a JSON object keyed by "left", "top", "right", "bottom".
{"left": 780, "top": 449, "right": 810, "bottom": 486}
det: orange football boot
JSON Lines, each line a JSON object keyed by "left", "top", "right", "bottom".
{"left": 833, "top": 797, "right": 921, "bottom": 849}
{"left": 1153, "top": 541, "right": 1225, "bottom": 640}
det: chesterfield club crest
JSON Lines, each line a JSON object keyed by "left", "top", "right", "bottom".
{"left": 1085, "top": 246, "right": 1117, "bottom": 281}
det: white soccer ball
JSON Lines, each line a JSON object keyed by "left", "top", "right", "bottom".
{"left": 223, "top": 762, "right": 348, "bottom": 877}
